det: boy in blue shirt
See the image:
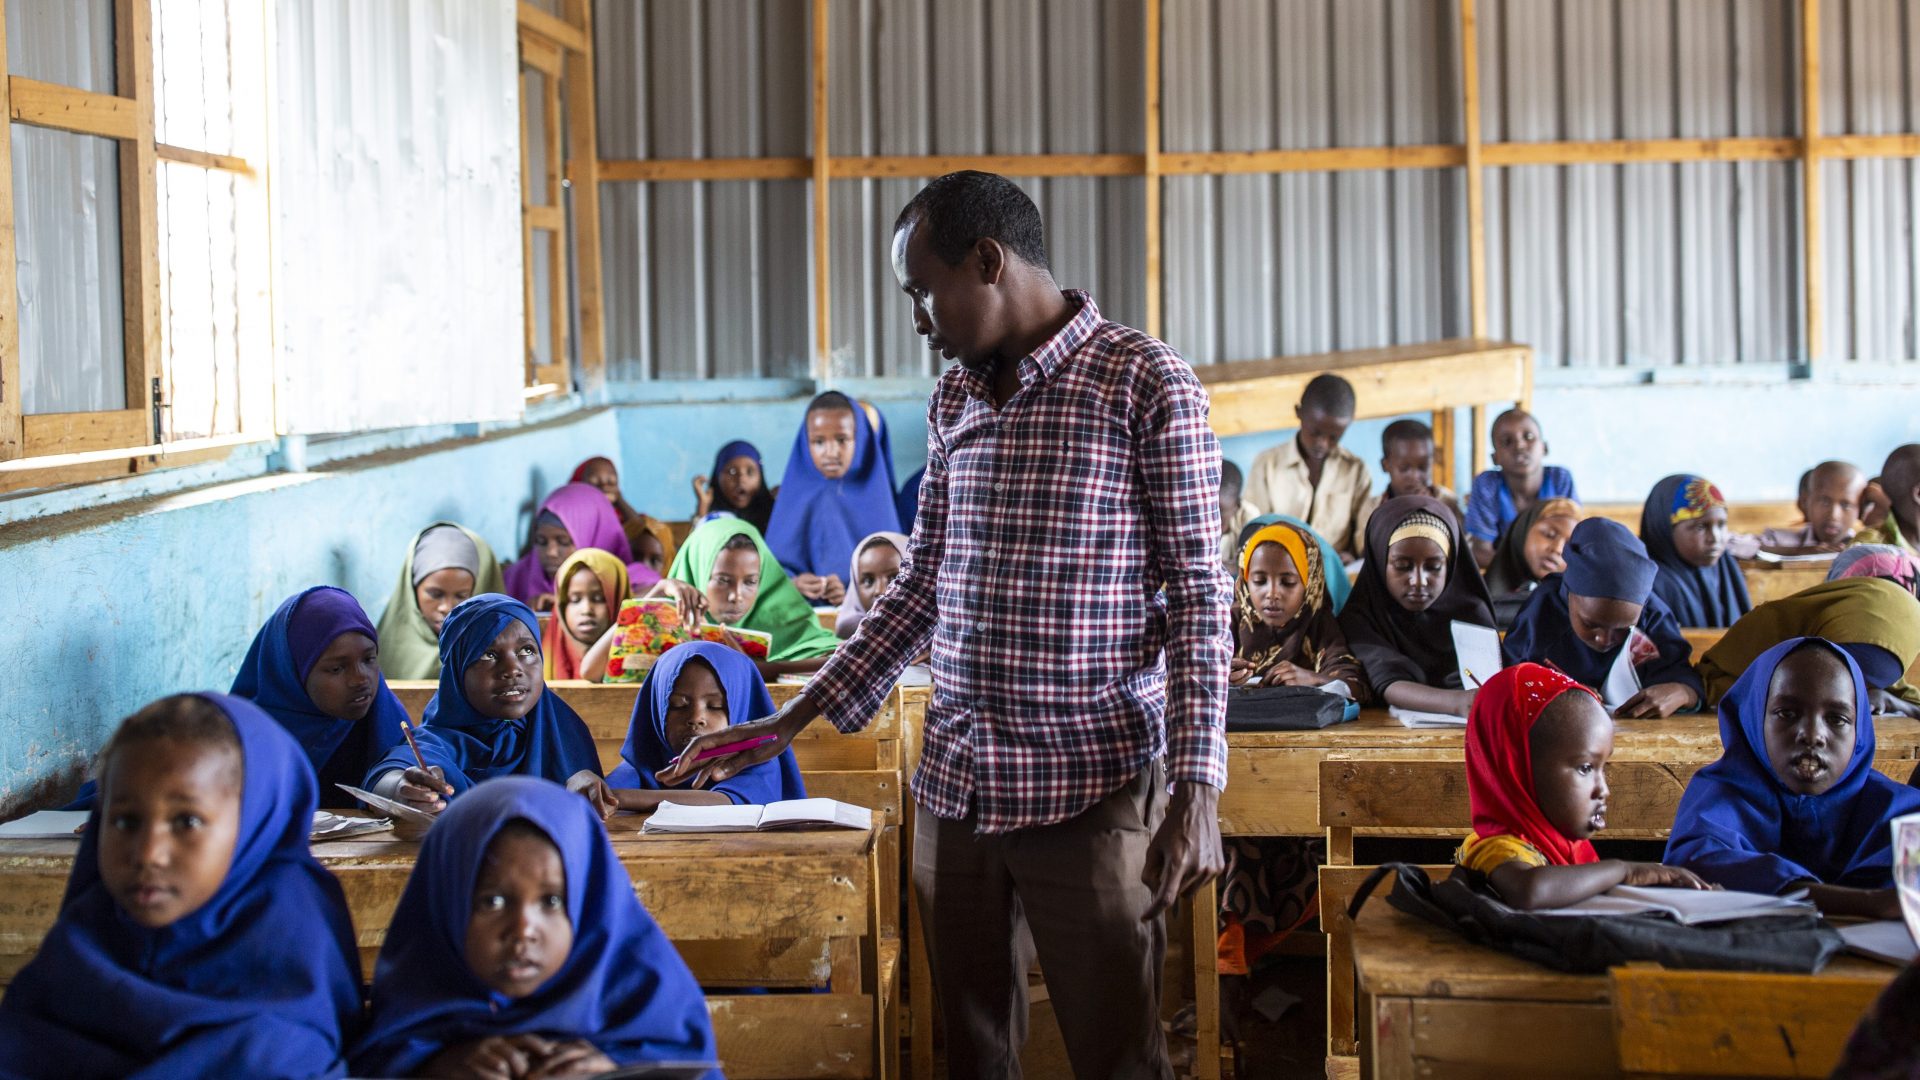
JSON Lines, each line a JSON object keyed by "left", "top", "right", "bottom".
{"left": 1468, "top": 408, "right": 1579, "bottom": 569}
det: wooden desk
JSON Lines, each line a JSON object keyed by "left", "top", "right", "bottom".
{"left": 1350, "top": 896, "right": 1891, "bottom": 1079}
{"left": 1738, "top": 558, "right": 1833, "bottom": 606}
{"left": 1195, "top": 338, "right": 1533, "bottom": 480}
{"left": 1188, "top": 710, "right": 1920, "bottom": 1080}
{"left": 0, "top": 823, "right": 894, "bottom": 1079}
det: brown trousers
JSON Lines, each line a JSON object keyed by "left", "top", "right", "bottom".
{"left": 912, "top": 762, "right": 1172, "bottom": 1079}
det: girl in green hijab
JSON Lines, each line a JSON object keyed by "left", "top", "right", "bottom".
{"left": 376, "top": 522, "right": 505, "bottom": 680}
{"left": 669, "top": 518, "right": 841, "bottom": 675}
{"left": 1698, "top": 576, "right": 1920, "bottom": 717}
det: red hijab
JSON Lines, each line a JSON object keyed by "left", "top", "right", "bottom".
{"left": 1465, "top": 663, "right": 1602, "bottom": 866}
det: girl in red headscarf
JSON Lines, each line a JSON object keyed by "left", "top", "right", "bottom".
{"left": 1457, "top": 663, "right": 1709, "bottom": 909}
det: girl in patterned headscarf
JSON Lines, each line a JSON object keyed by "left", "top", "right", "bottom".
{"left": 1229, "top": 521, "right": 1363, "bottom": 696}
{"left": 1640, "top": 474, "right": 1752, "bottom": 628}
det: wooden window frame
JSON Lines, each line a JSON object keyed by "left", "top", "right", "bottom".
{"left": 0, "top": 0, "right": 274, "bottom": 493}
{"left": 598, "top": 0, "right": 1875, "bottom": 380}
{"left": 516, "top": 0, "right": 607, "bottom": 403}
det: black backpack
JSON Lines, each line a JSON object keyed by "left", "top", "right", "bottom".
{"left": 1349, "top": 862, "right": 1846, "bottom": 974}
{"left": 1224, "top": 685, "right": 1355, "bottom": 731}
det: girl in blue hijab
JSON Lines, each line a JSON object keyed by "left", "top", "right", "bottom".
{"left": 232, "top": 586, "right": 410, "bottom": 809}
{"left": 1665, "top": 637, "right": 1920, "bottom": 919}
{"left": 0, "top": 693, "right": 362, "bottom": 1078}
{"left": 606, "top": 641, "right": 807, "bottom": 810}
{"left": 1502, "top": 517, "right": 1702, "bottom": 718}
{"left": 365, "top": 594, "right": 609, "bottom": 817}
{"left": 350, "top": 776, "right": 717, "bottom": 1077}
{"left": 695, "top": 438, "right": 776, "bottom": 534}
{"left": 764, "top": 392, "right": 902, "bottom": 603}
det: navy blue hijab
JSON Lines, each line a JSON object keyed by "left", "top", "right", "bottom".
{"left": 1665, "top": 638, "right": 1920, "bottom": 893}
{"left": 1640, "top": 474, "right": 1752, "bottom": 629}
{"left": 350, "top": 776, "right": 717, "bottom": 1076}
{"left": 606, "top": 641, "right": 806, "bottom": 805}
{"left": 232, "top": 586, "right": 409, "bottom": 809}
{"left": 1501, "top": 518, "right": 1703, "bottom": 700}
{"left": 764, "top": 392, "right": 902, "bottom": 580}
{"left": 366, "top": 594, "right": 600, "bottom": 794}
{"left": 0, "top": 694, "right": 362, "bottom": 1079}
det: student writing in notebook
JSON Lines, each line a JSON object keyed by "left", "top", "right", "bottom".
{"left": 606, "top": 641, "right": 807, "bottom": 813}
{"left": 1502, "top": 518, "right": 1702, "bottom": 718}
{"left": 1665, "top": 638, "right": 1920, "bottom": 918}
{"left": 1244, "top": 373, "right": 1371, "bottom": 559}
{"left": 366, "top": 594, "right": 615, "bottom": 820}
{"left": 351, "top": 777, "right": 717, "bottom": 1078}
{"left": 1457, "top": 665, "right": 1707, "bottom": 910}
{"left": 1338, "top": 495, "right": 1497, "bottom": 719}
{"left": 0, "top": 695, "right": 362, "bottom": 1078}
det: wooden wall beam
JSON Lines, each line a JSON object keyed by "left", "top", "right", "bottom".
{"left": 1803, "top": 0, "right": 1824, "bottom": 363}
{"left": 1144, "top": 0, "right": 1163, "bottom": 339}
{"left": 1482, "top": 135, "right": 1800, "bottom": 166}
{"left": 1159, "top": 144, "right": 1463, "bottom": 175}
{"left": 0, "top": 2, "right": 19, "bottom": 460}
{"left": 7, "top": 77, "right": 137, "bottom": 140}
{"left": 516, "top": 1, "right": 587, "bottom": 54}
{"left": 835, "top": 152, "right": 1144, "bottom": 179}
{"left": 810, "top": 0, "right": 830, "bottom": 382}
{"left": 1460, "top": 0, "right": 1487, "bottom": 339}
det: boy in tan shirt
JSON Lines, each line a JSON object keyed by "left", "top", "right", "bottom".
{"left": 1244, "top": 373, "right": 1371, "bottom": 559}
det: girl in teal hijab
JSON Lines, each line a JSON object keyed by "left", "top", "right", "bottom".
{"left": 1238, "top": 513, "right": 1351, "bottom": 613}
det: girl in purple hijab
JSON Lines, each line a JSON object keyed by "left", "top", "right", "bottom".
{"left": 503, "top": 482, "right": 660, "bottom": 609}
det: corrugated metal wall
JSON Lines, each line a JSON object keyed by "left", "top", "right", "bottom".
{"left": 594, "top": 0, "right": 1920, "bottom": 380}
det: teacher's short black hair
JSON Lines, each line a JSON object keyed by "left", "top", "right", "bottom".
{"left": 894, "top": 171, "right": 1050, "bottom": 271}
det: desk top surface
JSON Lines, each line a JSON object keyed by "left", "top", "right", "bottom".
{"left": 1349, "top": 895, "right": 1895, "bottom": 1004}
{"left": 1227, "top": 709, "right": 1920, "bottom": 753}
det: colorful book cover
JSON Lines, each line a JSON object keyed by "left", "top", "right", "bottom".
{"left": 605, "top": 598, "right": 772, "bottom": 682}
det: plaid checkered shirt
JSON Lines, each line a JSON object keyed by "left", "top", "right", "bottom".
{"left": 802, "top": 291, "right": 1231, "bottom": 833}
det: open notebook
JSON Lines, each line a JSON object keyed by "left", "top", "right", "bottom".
{"left": 1535, "top": 884, "right": 1812, "bottom": 924}
{"left": 1840, "top": 920, "right": 1918, "bottom": 965}
{"left": 641, "top": 798, "right": 872, "bottom": 835}
{"left": 1388, "top": 622, "right": 1503, "bottom": 728}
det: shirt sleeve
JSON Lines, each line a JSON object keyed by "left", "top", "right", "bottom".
{"left": 801, "top": 394, "right": 947, "bottom": 734}
{"left": 1639, "top": 602, "right": 1706, "bottom": 707}
{"left": 1136, "top": 360, "right": 1232, "bottom": 790}
{"left": 1464, "top": 472, "right": 1500, "bottom": 542}
{"left": 1457, "top": 832, "right": 1548, "bottom": 875}
{"left": 1561, "top": 468, "right": 1581, "bottom": 504}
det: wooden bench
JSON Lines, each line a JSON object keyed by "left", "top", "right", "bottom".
{"left": 1195, "top": 338, "right": 1534, "bottom": 481}
{"left": 0, "top": 825, "right": 896, "bottom": 1079}
{"left": 1185, "top": 710, "right": 1920, "bottom": 1080}
{"left": 1350, "top": 895, "right": 1892, "bottom": 1079}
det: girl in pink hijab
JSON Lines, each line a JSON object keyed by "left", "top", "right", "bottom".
{"left": 504, "top": 482, "right": 661, "bottom": 610}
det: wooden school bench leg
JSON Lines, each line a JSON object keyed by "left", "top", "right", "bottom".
{"left": 1191, "top": 877, "right": 1222, "bottom": 1080}
{"left": 1470, "top": 403, "right": 1489, "bottom": 476}
{"left": 1430, "top": 408, "right": 1456, "bottom": 496}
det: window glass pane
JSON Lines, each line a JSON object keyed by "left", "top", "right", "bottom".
{"left": 531, "top": 228, "right": 554, "bottom": 368}
{"left": 13, "top": 125, "right": 126, "bottom": 414}
{"left": 523, "top": 67, "right": 550, "bottom": 207}
{"left": 7, "top": 0, "right": 116, "bottom": 94}
{"left": 158, "top": 160, "right": 247, "bottom": 439}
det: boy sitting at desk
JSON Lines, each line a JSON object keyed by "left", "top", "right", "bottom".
{"left": 1727, "top": 460, "right": 1868, "bottom": 559}
{"left": 1356, "top": 419, "right": 1460, "bottom": 556}
{"left": 1467, "top": 409, "right": 1580, "bottom": 570}
{"left": 1853, "top": 445, "right": 1920, "bottom": 558}
{"left": 1245, "top": 373, "right": 1371, "bottom": 560}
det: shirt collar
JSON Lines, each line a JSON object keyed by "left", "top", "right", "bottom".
{"left": 959, "top": 290, "right": 1101, "bottom": 400}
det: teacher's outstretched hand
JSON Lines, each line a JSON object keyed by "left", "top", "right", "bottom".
{"left": 654, "top": 692, "right": 819, "bottom": 787}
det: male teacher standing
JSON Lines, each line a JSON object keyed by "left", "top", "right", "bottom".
{"left": 662, "top": 171, "right": 1231, "bottom": 1078}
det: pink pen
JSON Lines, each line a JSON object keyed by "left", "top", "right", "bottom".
{"left": 674, "top": 733, "right": 780, "bottom": 766}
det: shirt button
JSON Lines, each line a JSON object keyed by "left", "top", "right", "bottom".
{"left": 986, "top": 549, "right": 998, "bottom": 559}
{"left": 994, "top": 482, "right": 1006, "bottom": 493}
{"left": 974, "top": 619, "right": 987, "bottom": 631}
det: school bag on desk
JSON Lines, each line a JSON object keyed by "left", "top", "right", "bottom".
{"left": 1347, "top": 862, "right": 1845, "bottom": 974}
{"left": 1223, "top": 685, "right": 1357, "bottom": 731}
